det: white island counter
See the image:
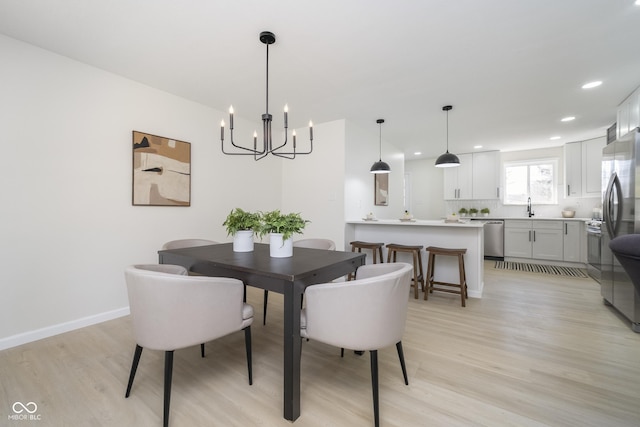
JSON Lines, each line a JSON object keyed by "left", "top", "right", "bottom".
{"left": 345, "top": 219, "right": 485, "bottom": 298}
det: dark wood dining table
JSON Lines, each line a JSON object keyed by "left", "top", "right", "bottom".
{"left": 158, "top": 242, "right": 366, "bottom": 421}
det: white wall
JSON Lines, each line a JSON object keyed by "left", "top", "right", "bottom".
{"left": 344, "top": 121, "right": 405, "bottom": 227}
{"left": 281, "top": 119, "right": 347, "bottom": 248}
{"left": 0, "top": 35, "right": 282, "bottom": 348}
{"left": 405, "top": 158, "right": 446, "bottom": 219}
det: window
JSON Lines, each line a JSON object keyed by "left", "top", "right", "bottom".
{"left": 504, "top": 159, "right": 557, "bottom": 205}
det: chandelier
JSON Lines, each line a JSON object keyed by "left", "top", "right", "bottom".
{"left": 220, "top": 31, "right": 313, "bottom": 160}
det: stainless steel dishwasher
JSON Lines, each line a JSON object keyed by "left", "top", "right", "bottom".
{"left": 473, "top": 219, "right": 504, "bottom": 259}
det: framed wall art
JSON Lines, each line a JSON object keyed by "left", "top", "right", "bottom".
{"left": 132, "top": 131, "right": 191, "bottom": 206}
{"left": 374, "top": 173, "right": 389, "bottom": 206}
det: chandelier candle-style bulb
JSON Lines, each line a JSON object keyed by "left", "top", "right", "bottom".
{"left": 220, "top": 31, "right": 313, "bottom": 160}
{"left": 284, "top": 104, "right": 288, "bottom": 128}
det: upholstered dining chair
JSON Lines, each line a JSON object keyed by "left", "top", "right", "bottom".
{"left": 300, "top": 262, "right": 413, "bottom": 427}
{"left": 124, "top": 264, "right": 254, "bottom": 427}
{"left": 161, "top": 238, "right": 218, "bottom": 250}
{"left": 262, "top": 238, "right": 337, "bottom": 325}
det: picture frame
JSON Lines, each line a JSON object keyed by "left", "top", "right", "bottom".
{"left": 132, "top": 131, "right": 191, "bottom": 206}
{"left": 374, "top": 173, "right": 389, "bottom": 206}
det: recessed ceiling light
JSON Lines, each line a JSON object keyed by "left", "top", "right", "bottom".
{"left": 561, "top": 116, "right": 575, "bottom": 122}
{"left": 414, "top": 152, "right": 422, "bottom": 156}
{"left": 550, "top": 136, "right": 561, "bottom": 140}
{"left": 582, "top": 81, "right": 602, "bottom": 89}
{"left": 474, "top": 145, "right": 483, "bottom": 149}
{"left": 636, "top": 0, "right": 640, "bottom": 5}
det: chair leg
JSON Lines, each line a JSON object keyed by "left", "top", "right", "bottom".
{"left": 263, "top": 290, "right": 269, "bottom": 325}
{"left": 244, "top": 326, "right": 253, "bottom": 385}
{"left": 340, "top": 348, "right": 344, "bottom": 358}
{"left": 164, "top": 351, "right": 174, "bottom": 427}
{"left": 201, "top": 343, "right": 205, "bottom": 358}
{"left": 396, "top": 341, "right": 409, "bottom": 385}
{"left": 125, "top": 344, "right": 143, "bottom": 398}
{"left": 370, "top": 350, "right": 380, "bottom": 427}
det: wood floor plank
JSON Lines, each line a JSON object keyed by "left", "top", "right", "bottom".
{"left": 1, "top": 261, "right": 640, "bottom": 426}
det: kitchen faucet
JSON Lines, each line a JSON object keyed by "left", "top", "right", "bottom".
{"left": 527, "top": 197, "right": 535, "bottom": 217}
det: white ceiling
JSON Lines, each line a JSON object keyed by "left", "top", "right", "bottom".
{"left": 1, "top": 0, "right": 639, "bottom": 159}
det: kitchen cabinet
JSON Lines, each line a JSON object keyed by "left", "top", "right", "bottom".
{"left": 564, "top": 142, "right": 582, "bottom": 197}
{"left": 564, "top": 137, "right": 605, "bottom": 198}
{"left": 472, "top": 151, "right": 500, "bottom": 199}
{"left": 504, "top": 220, "right": 532, "bottom": 258}
{"left": 504, "top": 220, "right": 563, "bottom": 261}
{"left": 444, "top": 151, "right": 499, "bottom": 200}
{"left": 443, "top": 153, "right": 472, "bottom": 200}
{"left": 563, "top": 221, "right": 581, "bottom": 262}
{"left": 617, "top": 86, "right": 640, "bottom": 139}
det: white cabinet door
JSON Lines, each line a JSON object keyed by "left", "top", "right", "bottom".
{"left": 472, "top": 151, "right": 500, "bottom": 199}
{"left": 504, "top": 220, "right": 532, "bottom": 258}
{"left": 532, "top": 229, "right": 563, "bottom": 261}
{"left": 443, "top": 153, "right": 472, "bottom": 200}
{"left": 564, "top": 142, "right": 582, "bottom": 197}
{"left": 563, "top": 221, "right": 581, "bottom": 262}
{"left": 582, "top": 137, "right": 605, "bottom": 197}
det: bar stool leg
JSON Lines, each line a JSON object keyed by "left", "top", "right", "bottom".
{"left": 411, "top": 251, "right": 419, "bottom": 299}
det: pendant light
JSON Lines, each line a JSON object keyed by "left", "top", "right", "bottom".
{"left": 435, "top": 105, "right": 460, "bottom": 168}
{"left": 370, "top": 119, "right": 391, "bottom": 174}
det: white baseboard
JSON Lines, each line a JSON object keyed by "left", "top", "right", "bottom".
{"left": 0, "top": 307, "right": 130, "bottom": 351}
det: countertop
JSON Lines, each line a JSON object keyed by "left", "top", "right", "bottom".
{"left": 465, "top": 216, "right": 590, "bottom": 222}
{"left": 346, "top": 219, "right": 484, "bottom": 228}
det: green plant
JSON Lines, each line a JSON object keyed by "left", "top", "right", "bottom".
{"left": 458, "top": 207, "right": 468, "bottom": 215}
{"left": 469, "top": 208, "right": 479, "bottom": 214}
{"left": 258, "top": 210, "right": 309, "bottom": 241}
{"left": 223, "top": 208, "right": 261, "bottom": 236}
{"left": 481, "top": 207, "right": 490, "bottom": 214}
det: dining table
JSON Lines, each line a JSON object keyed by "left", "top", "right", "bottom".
{"left": 158, "top": 242, "right": 366, "bottom": 421}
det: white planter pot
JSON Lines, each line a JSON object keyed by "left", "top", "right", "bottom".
{"left": 233, "top": 230, "right": 254, "bottom": 252}
{"left": 269, "top": 233, "right": 293, "bottom": 258}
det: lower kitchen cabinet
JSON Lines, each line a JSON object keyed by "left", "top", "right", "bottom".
{"left": 504, "top": 220, "right": 567, "bottom": 262}
{"left": 563, "top": 221, "right": 582, "bottom": 262}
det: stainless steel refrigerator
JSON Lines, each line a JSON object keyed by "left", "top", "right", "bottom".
{"left": 602, "top": 127, "right": 640, "bottom": 332}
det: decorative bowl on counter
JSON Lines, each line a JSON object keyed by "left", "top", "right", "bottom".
{"left": 561, "top": 210, "right": 576, "bottom": 218}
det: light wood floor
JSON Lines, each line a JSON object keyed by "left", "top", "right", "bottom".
{"left": 2, "top": 262, "right": 640, "bottom": 426}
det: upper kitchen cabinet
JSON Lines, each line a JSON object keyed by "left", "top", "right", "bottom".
{"left": 617, "top": 85, "right": 640, "bottom": 139}
{"left": 444, "top": 151, "right": 500, "bottom": 200}
{"left": 564, "top": 137, "right": 605, "bottom": 198}
{"left": 443, "top": 153, "right": 472, "bottom": 200}
{"left": 472, "top": 151, "right": 500, "bottom": 199}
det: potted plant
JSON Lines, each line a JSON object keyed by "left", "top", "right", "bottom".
{"left": 223, "top": 208, "right": 261, "bottom": 252}
{"left": 259, "top": 210, "right": 309, "bottom": 257}
{"left": 469, "top": 208, "right": 478, "bottom": 217}
{"left": 458, "top": 207, "right": 468, "bottom": 217}
{"left": 481, "top": 207, "right": 490, "bottom": 217}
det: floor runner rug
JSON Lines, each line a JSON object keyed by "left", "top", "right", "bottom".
{"left": 494, "top": 261, "right": 588, "bottom": 278}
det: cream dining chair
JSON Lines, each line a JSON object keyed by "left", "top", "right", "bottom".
{"left": 262, "top": 238, "right": 336, "bottom": 325}
{"left": 161, "top": 238, "right": 218, "bottom": 250}
{"left": 124, "top": 264, "right": 254, "bottom": 427}
{"left": 300, "top": 262, "right": 413, "bottom": 427}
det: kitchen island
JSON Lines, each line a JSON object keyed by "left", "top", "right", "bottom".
{"left": 345, "top": 219, "right": 485, "bottom": 298}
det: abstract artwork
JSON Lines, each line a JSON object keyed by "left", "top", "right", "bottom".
{"left": 132, "top": 131, "right": 191, "bottom": 206}
{"left": 374, "top": 173, "right": 388, "bottom": 206}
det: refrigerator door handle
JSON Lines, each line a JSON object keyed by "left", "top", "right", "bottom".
{"left": 603, "top": 172, "right": 622, "bottom": 238}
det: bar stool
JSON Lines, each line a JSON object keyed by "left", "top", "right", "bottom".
{"left": 348, "top": 241, "right": 384, "bottom": 280}
{"left": 386, "top": 244, "right": 424, "bottom": 299}
{"left": 424, "top": 246, "right": 468, "bottom": 307}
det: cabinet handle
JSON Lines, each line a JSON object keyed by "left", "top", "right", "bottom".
{"left": 567, "top": 184, "right": 571, "bottom": 196}
{"left": 533, "top": 230, "right": 536, "bottom": 242}
{"left": 528, "top": 230, "right": 531, "bottom": 242}
{"left": 496, "top": 187, "right": 500, "bottom": 198}
{"left": 565, "top": 223, "right": 568, "bottom": 235}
